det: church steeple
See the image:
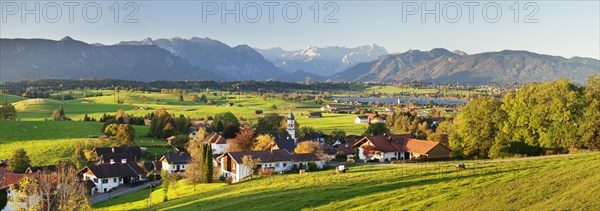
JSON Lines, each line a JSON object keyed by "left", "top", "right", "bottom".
{"left": 287, "top": 111, "right": 295, "bottom": 140}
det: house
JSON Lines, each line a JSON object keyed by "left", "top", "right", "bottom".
{"left": 352, "top": 135, "right": 452, "bottom": 162}
{"left": 166, "top": 136, "right": 177, "bottom": 145}
{"left": 204, "top": 132, "right": 228, "bottom": 154}
{"left": 25, "top": 166, "right": 55, "bottom": 174}
{"left": 265, "top": 139, "right": 297, "bottom": 153}
{"left": 218, "top": 149, "right": 324, "bottom": 183}
{"left": 306, "top": 112, "right": 322, "bottom": 118}
{"left": 370, "top": 116, "right": 386, "bottom": 124}
{"left": 326, "top": 104, "right": 337, "bottom": 110}
{"left": 336, "top": 107, "right": 355, "bottom": 113}
{"left": 1, "top": 173, "right": 42, "bottom": 210}
{"left": 354, "top": 116, "right": 369, "bottom": 124}
{"left": 93, "top": 146, "right": 143, "bottom": 162}
{"left": 144, "top": 118, "right": 152, "bottom": 126}
{"left": 333, "top": 140, "right": 357, "bottom": 158}
{"left": 79, "top": 162, "right": 146, "bottom": 194}
{"left": 160, "top": 151, "right": 191, "bottom": 174}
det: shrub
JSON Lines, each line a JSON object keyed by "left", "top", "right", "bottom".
{"left": 335, "top": 151, "right": 346, "bottom": 160}
{"left": 225, "top": 176, "right": 233, "bottom": 185}
{"left": 308, "top": 162, "right": 318, "bottom": 171}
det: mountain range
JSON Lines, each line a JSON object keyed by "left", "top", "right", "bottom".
{"left": 1, "top": 37, "right": 598, "bottom": 83}
{"left": 0, "top": 37, "right": 218, "bottom": 82}
{"left": 119, "top": 37, "right": 285, "bottom": 80}
{"left": 329, "top": 48, "right": 599, "bottom": 83}
{"left": 255, "top": 44, "right": 388, "bottom": 76}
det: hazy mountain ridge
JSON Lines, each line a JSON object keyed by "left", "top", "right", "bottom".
{"left": 255, "top": 44, "right": 389, "bottom": 76}
{"left": 329, "top": 48, "right": 599, "bottom": 83}
{"left": 0, "top": 37, "right": 219, "bottom": 82}
{"left": 119, "top": 37, "right": 286, "bottom": 80}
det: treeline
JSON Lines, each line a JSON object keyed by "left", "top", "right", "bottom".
{"left": 1, "top": 79, "right": 368, "bottom": 96}
{"left": 451, "top": 75, "right": 600, "bottom": 158}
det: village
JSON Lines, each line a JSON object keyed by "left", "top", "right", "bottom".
{"left": 0, "top": 105, "right": 456, "bottom": 210}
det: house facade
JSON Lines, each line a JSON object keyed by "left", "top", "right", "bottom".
{"left": 354, "top": 116, "right": 369, "bottom": 124}
{"left": 204, "top": 132, "right": 228, "bottom": 154}
{"left": 219, "top": 149, "right": 324, "bottom": 183}
{"left": 79, "top": 162, "right": 146, "bottom": 194}
{"left": 353, "top": 135, "right": 452, "bottom": 162}
{"left": 160, "top": 151, "right": 191, "bottom": 174}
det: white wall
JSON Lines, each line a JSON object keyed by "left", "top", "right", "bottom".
{"left": 212, "top": 143, "right": 227, "bottom": 154}
{"left": 162, "top": 161, "right": 189, "bottom": 174}
{"left": 3, "top": 189, "right": 41, "bottom": 211}
{"left": 83, "top": 173, "right": 122, "bottom": 194}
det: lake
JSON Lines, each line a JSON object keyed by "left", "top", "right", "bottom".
{"left": 334, "top": 97, "right": 468, "bottom": 105}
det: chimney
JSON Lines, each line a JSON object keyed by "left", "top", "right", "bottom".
{"left": 112, "top": 147, "right": 115, "bottom": 153}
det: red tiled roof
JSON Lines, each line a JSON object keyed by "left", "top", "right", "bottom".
{"left": 403, "top": 139, "right": 443, "bottom": 154}
{"left": 205, "top": 132, "right": 227, "bottom": 144}
{"left": 0, "top": 173, "right": 28, "bottom": 189}
{"left": 353, "top": 135, "right": 444, "bottom": 154}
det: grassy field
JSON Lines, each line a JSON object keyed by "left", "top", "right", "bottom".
{"left": 11, "top": 90, "right": 368, "bottom": 134}
{"left": 0, "top": 120, "right": 169, "bottom": 165}
{"left": 0, "top": 93, "right": 25, "bottom": 103}
{"left": 94, "top": 153, "right": 600, "bottom": 210}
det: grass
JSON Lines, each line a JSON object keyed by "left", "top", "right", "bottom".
{"left": 0, "top": 93, "right": 25, "bottom": 103}
{"left": 0, "top": 120, "right": 174, "bottom": 165}
{"left": 94, "top": 153, "right": 600, "bottom": 210}
{"left": 11, "top": 90, "right": 369, "bottom": 135}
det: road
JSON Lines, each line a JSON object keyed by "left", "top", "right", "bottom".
{"left": 89, "top": 180, "right": 162, "bottom": 205}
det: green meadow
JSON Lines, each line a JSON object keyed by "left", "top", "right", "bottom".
{"left": 94, "top": 153, "right": 600, "bottom": 210}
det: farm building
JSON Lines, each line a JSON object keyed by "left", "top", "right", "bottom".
{"left": 79, "top": 162, "right": 146, "bottom": 195}
{"left": 353, "top": 135, "right": 452, "bottom": 162}
{"left": 160, "top": 151, "right": 191, "bottom": 174}
{"left": 218, "top": 149, "right": 324, "bottom": 183}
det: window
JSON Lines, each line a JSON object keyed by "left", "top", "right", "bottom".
{"left": 93, "top": 178, "right": 98, "bottom": 183}
{"left": 119, "top": 178, "right": 122, "bottom": 182}
{"left": 283, "top": 163, "right": 287, "bottom": 167}
{"left": 102, "top": 179, "right": 108, "bottom": 184}
{"left": 114, "top": 178, "right": 117, "bottom": 183}
{"left": 275, "top": 163, "right": 280, "bottom": 167}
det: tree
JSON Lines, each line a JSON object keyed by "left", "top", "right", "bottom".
{"left": 178, "top": 95, "right": 184, "bottom": 101}
{"left": 171, "top": 135, "right": 189, "bottom": 150}
{"left": 297, "top": 126, "right": 317, "bottom": 138}
{"left": 116, "top": 124, "right": 136, "bottom": 146}
{"left": 362, "top": 145, "right": 377, "bottom": 161}
{"left": 242, "top": 156, "right": 261, "bottom": 178}
{"left": 161, "top": 170, "right": 170, "bottom": 202}
{"left": 328, "top": 128, "right": 346, "bottom": 145}
{"left": 579, "top": 75, "right": 600, "bottom": 150}
{"left": 9, "top": 176, "right": 39, "bottom": 210}
{"left": 104, "top": 123, "right": 119, "bottom": 136}
{"left": 253, "top": 113, "right": 284, "bottom": 133}
{"left": 0, "top": 102, "right": 17, "bottom": 120}
{"left": 222, "top": 123, "right": 240, "bottom": 139}
{"left": 211, "top": 112, "right": 240, "bottom": 132}
{"left": 51, "top": 106, "right": 69, "bottom": 121}
{"left": 9, "top": 148, "right": 31, "bottom": 173}
{"left": 454, "top": 97, "right": 505, "bottom": 159}
{"left": 190, "top": 94, "right": 199, "bottom": 103}
{"left": 205, "top": 143, "right": 213, "bottom": 183}
{"left": 115, "top": 109, "right": 125, "bottom": 123}
{"left": 185, "top": 135, "right": 207, "bottom": 191}
{"left": 294, "top": 141, "right": 321, "bottom": 154}
{"left": 34, "top": 163, "right": 91, "bottom": 210}
{"left": 363, "top": 123, "right": 390, "bottom": 136}
{"left": 253, "top": 134, "right": 275, "bottom": 150}
{"left": 227, "top": 130, "right": 254, "bottom": 152}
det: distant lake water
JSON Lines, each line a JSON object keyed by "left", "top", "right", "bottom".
{"left": 334, "top": 97, "right": 468, "bottom": 105}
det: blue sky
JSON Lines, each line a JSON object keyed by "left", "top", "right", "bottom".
{"left": 1, "top": 1, "right": 599, "bottom": 59}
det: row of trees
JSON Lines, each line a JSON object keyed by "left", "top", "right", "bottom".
{"left": 451, "top": 76, "right": 600, "bottom": 158}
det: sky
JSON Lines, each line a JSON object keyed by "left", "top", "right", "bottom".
{"left": 1, "top": 0, "right": 599, "bottom": 59}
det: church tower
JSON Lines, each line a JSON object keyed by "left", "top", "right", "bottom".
{"left": 287, "top": 111, "right": 295, "bottom": 140}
